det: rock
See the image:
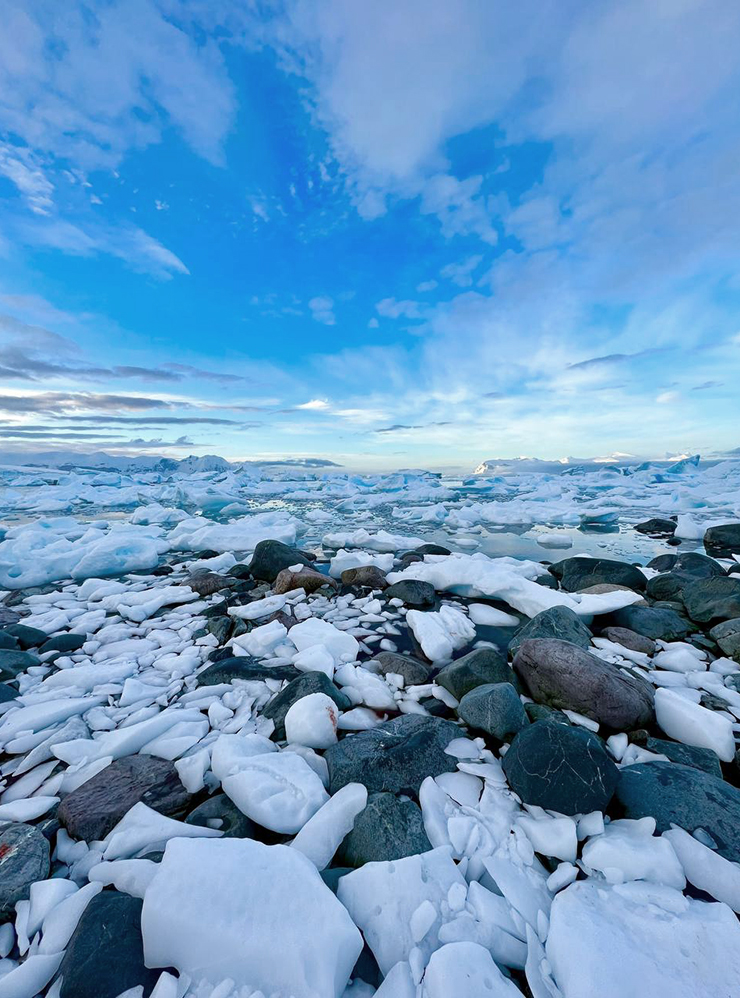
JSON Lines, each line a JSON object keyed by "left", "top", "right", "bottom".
{"left": 274, "top": 566, "right": 337, "bottom": 595}
{"left": 185, "top": 571, "right": 232, "bottom": 596}
{"left": 58, "top": 892, "right": 158, "bottom": 998}
{"left": 227, "top": 563, "right": 253, "bottom": 579}
{"left": 206, "top": 615, "right": 232, "bottom": 644}
{"left": 0, "top": 649, "right": 40, "bottom": 678}
{"left": 525, "top": 703, "right": 570, "bottom": 725}
{"left": 248, "top": 540, "right": 312, "bottom": 583}
{"left": 579, "top": 583, "right": 638, "bottom": 595}
{"left": 371, "top": 651, "right": 432, "bottom": 686}
{"left": 320, "top": 867, "right": 353, "bottom": 893}
{"left": 263, "top": 672, "right": 351, "bottom": 740}
{"left": 40, "top": 633, "right": 86, "bottom": 654}
{"left": 0, "top": 631, "right": 19, "bottom": 650}
{"left": 340, "top": 565, "right": 389, "bottom": 589}
{"left": 709, "top": 618, "right": 740, "bottom": 660}
{"left": 435, "top": 647, "right": 516, "bottom": 700}
{"left": 503, "top": 721, "right": 618, "bottom": 815}
{"left": 0, "top": 823, "right": 50, "bottom": 920}
{"left": 639, "top": 736, "right": 723, "bottom": 778}
{"left": 197, "top": 654, "right": 299, "bottom": 687}
{"left": 682, "top": 576, "right": 740, "bottom": 624}
{"left": 411, "top": 543, "right": 452, "bottom": 556}
{"left": 337, "top": 793, "right": 431, "bottom": 866}
{"left": 0, "top": 683, "right": 18, "bottom": 703}
{"left": 615, "top": 762, "right": 740, "bottom": 862}
{"left": 508, "top": 605, "right": 592, "bottom": 659}
{"left": 57, "top": 755, "right": 191, "bottom": 841}
{"left": 549, "top": 557, "right": 647, "bottom": 593}
{"left": 634, "top": 517, "right": 676, "bottom": 536}
{"left": 325, "top": 714, "right": 460, "bottom": 796}
{"left": 384, "top": 580, "right": 437, "bottom": 607}
{"left": 675, "top": 551, "right": 726, "bottom": 577}
{"left": 648, "top": 553, "right": 678, "bottom": 572}
{"left": 535, "top": 573, "right": 559, "bottom": 589}
{"left": 457, "top": 682, "right": 528, "bottom": 741}
{"left": 186, "top": 793, "right": 257, "bottom": 838}
{"left": 0, "top": 607, "right": 20, "bottom": 627}
{"left": 704, "top": 523, "right": 740, "bottom": 556}
{"left": 513, "top": 638, "right": 654, "bottom": 731}
{"left": 646, "top": 571, "right": 696, "bottom": 602}
{"left": 3, "top": 623, "right": 47, "bottom": 648}
{"left": 600, "top": 626, "right": 655, "bottom": 655}
{"left": 603, "top": 605, "right": 692, "bottom": 641}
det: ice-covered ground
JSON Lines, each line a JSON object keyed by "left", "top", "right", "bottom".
{"left": 0, "top": 455, "right": 739, "bottom": 997}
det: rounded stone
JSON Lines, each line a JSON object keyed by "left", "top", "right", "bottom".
{"left": 0, "top": 823, "right": 50, "bottom": 920}
{"left": 549, "top": 557, "right": 647, "bottom": 594}
{"left": 682, "top": 576, "right": 740, "bottom": 625}
{"left": 384, "top": 580, "right": 437, "bottom": 607}
{"left": 457, "top": 682, "right": 528, "bottom": 741}
{"left": 248, "top": 540, "right": 312, "bottom": 583}
{"left": 336, "top": 792, "right": 431, "bottom": 866}
{"left": 508, "top": 605, "right": 593, "bottom": 659}
{"left": 371, "top": 651, "right": 432, "bottom": 686}
{"left": 435, "top": 647, "right": 516, "bottom": 700}
{"left": 186, "top": 793, "right": 257, "bottom": 838}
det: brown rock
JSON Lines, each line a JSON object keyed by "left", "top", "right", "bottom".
{"left": 273, "top": 567, "right": 337, "bottom": 595}
{"left": 341, "top": 566, "right": 389, "bottom": 589}
{"left": 600, "top": 627, "right": 656, "bottom": 655}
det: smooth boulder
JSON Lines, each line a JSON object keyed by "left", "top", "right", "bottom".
{"left": 603, "top": 605, "right": 691, "bottom": 641}
{"left": 336, "top": 792, "right": 431, "bottom": 866}
{"left": 371, "top": 651, "right": 432, "bottom": 686}
{"left": 682, "top": 576, "right": 740, "bottom": 625}
{"left": 435, "top": 647, "right": 515, "bottom": 700}
{"left": 457, "top": 682, "right": 528, "bottom": 741}
{"left": 0, "top": 823, "right": 50, "bottom": 920}
{"left": 704, "top": 523, "right": 740, "bottom": 556}
{"left": 248, "top": 540, "right": 312, "bottom": 582}
{"left": 549, "top": 557, "right": 647, "bottom": 593}
{"left": 503, "top": 720, "right": 618, "bottom": 815}
{"left": 508, "top": 605, "right": 592, "bottom": 659}
{"left": 513, "top": 638, "right": 654, "bottom": 731}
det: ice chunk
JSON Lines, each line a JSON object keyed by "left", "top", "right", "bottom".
{"left": 547, "top": 880, "right": 740, "bottom": 998}
{"left": 467, "top": 604, "right": 520, "bottom": 627}
{"left": 221, "top": 752, "right": 329, "bottom": 834}
{"left": 290, "top": 783, "right": 368, "bottom": 869}
{"left": 581, "top": 817, "right": 684, "bottom": 888}
{"left": 289, "top": 618, "right": 359, "bottom": 666}
{"left": 664, "top": 827, "right": 740, "bottom": 912}
{"left": 102, "top": 802, "right": 222, "bottom": 860}
{"left": 141, "top": 838, "right": 362, "bottom": 998}
{"left": 517, "top": 816, "right": 578, "bottom": 863}
{"left": 285, "top": 693, "right": 339, "bottom": 750}
{"left": 655, "top": 687, "right": 735, "bottom": 761}
{"left": 406, "top": 606, "right": 476, "bottom": 663}
{"left": 422, "top": 941, "right": 524, "bottom": 997}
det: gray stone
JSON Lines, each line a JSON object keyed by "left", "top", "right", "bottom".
{"left": 600, "top": 627, "right": 655, "bottom": 655}
{"left": 640, "top": 736, "right": 723, "bottom": 777}
{"left": 435, "top": 647, "right": 516, "bottom": 700}
{"left": 58, "top": 755, "right": 191, "bottom": 841}
{"left": 58, "top": 892, "right": 158, "bottom": 998}
{"left": 646, "top": 571, "right": 696, "bottom": 602}
{"left": 384, "top": 580, "right": 437, "bottom": 607}
{"left": 0, "top": 823, "right": 50, "bottom": 920}
{"left": 185, "top": 571, "right": 232, "bottom": 596}
{"left": 513, "top": 638, "right": 654, "bottom": 731}
{"left": 457, "top": 682, "right": 528, "bottom": 741}
{"left": 648, "top": 554, "right": 678, "bottom": 572}
{"left": 274, "top": 566, "right": 337, "bottom": 595}
{"left": 263, "top": 672, "right": 351, "bottom": 740}
{"left": 549, "top": 557, "right": 647, "bottom": 593}
{"left": 615, "top": 762, "right": 740, "bottom": 862}
{"left": 186, "top": 793, "right": 257, "bottom": 838}
{"left": 337, "top": 793, "right": 431, "bottom": 866}
{"left": 503, "top": 721, "right": 618, "bottom": 815}
{"left": 604, "top": 605, "right": 692, "bottom": 641}
{"left": 0, "top": 631, "right": 19, "bottom": 650}
{"left": 0, "top": 649, "right": 40, "bottom": 677}
{"left": 248, "top": 540, "right": 312, "bottom": 582}
{"left": 206, "top": 615, "right": 232, "bottom": 644}
{"left": 634, "top": 517, "right": 676, "bottom": 536}
{"left": 508, "top": 606, "right": 592, "bottom": 659}
{"left": 674, "top": 552, "right": 725, "bottom": 578}
{"left": 3, "top": 623, "right": 47, "bottom": 648}
{"left": 325, "top": 714, "right": 460, "bottom": 796}
{"left": 682, "top": 576, "right": 740, "bottom": 625}
{"left": 411, "top": 544, "right": 452, "bottom": 556}
{"left": 710, "top": 618, "right": 740, "bottom": 660}
{"left": 704, "top": 523, "right": 740, "bottom": 557}
{"left": 197, "top": 654, "right": 298, "bottom": 687}
{"left": 371, "top": 651, "right": 432, "bottom": 686}
{"left": 40, "top": 633, "right": 86, "bottom": 654}
{"left": 340, "top": 566, "right": 389, "bottom": 589}
{"left": 0, "top": 683, "right": 18, "bottom": 704}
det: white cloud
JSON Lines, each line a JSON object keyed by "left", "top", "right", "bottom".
{"left": 376, "top": 298, "right": 423, "bottom": 320}
{"left": 308, "top": 296, "right": 336, "bottom": 324}
{"left": 416, "top": 280, "right": 438, "bottom": 293}
{"left": 296, "top": 399, "right": 330, "bottom": 410}
{"left": 0, "top": 143, "right": 54, "bottom": 215}
{"left": 440, "top": 254, "right": 484, "bottom": 287}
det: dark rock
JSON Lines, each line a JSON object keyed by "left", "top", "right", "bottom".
{"left": 57, "top": 756, "right": 191, "bottom": 841}
{"left": 197, "top": 655, "right": 299, "bottom": 687}
{"left": 513, "top": 638, "right": 654, "bottom": 732}
{"left": 525, "top": 703, "right": 570, "bottom": 725}
{"left": 398, "top": 552, "right": 424, "bottom": 569}
{"left": 263, "top": 673, "right": 351, "bottom": 740}
{"left": 600, "top": 627, "right": 655, "bottom": 655}
{"left": 0, "top": 649, "right": 41, "bottom": 678}
{"left": 503, "top": 721, "right": 618, "bottom": 815}
{"left": 508, "top": 605, "right": 592, "bottom": 659}
{"left": 185, "top": 571, "right": 232, "bottom": 596}
{"left": 648, "top": 554, "right": 678, "bottom": 572}
{"left": 709, "top": 618, "right": 740, "bottom": 660}
{"left": 674, "top": 551, "right": 725, "bottom": 578}
{"left": 186, "top": 793, "right": 257, "bottom": 838}
{"left": 248, "top": 540, "right": 312, "bottom": 583}
{"left": 227, "top": 563, "right": 253, "bottom": 580}
{"left": 0, "top": 823, "right": 50, "bottom": 920}
{"left": 0, "top": 683, "right": 18, "bottom": 703}
{"left": 0, "top": 607, "right": 21, "bottom": 627}
{"left": 646, "top": 571, "right": 696, "bottom": 602}
{"left": 3, "top": 623, "right": 47, "bottom": 648}
{"left": 0, "top": 631, "right": 19, "bottom": 650}
{"left": 419, "top": 696, "right": 452, "bottom": 717}
{"left": 337, "top": 792, "right": 431, "bottom": 866}
{"left": 457, "top": 682, "right": 528, "bottom": 741}
{"left": 58, "top": 892, "right": 158, "bottom": 998}
{"left": 325, "top": 714, "right": 460, "bottom": 796}
{"left": 615, "top": 762, "right": 740, "bottom": 862}
{"left": 412, "top": 544, "right": 452, "bottom": 556}
{"left": 150, "top": 564, "right": 174, "bottom": 576}
{"left": 682, "top": 576, "right": 740, "bottom": 624}
{"left": 603, "top": 605, "right": 692, "bottom": 641}
{"left": 274, "top": 566, "right": 337, "bottom": 595}
{"left": 704, "top": 523, "right": 740, "bottom": 557}
{"left": 371, "top": 651, "right": 432, "bottom": 686}
{"left": 637, "top": 735, "right": 723, "bottom": 777}
{"left": 634, "top": 517, "right": 676, "bottom": 536}
{"left": 206, "top": 615, "right": 232, "bottom": 644}
{"left": 340, "top": 566, "right": 389, "bottom": 589}
{"left": 435, "top": 647, "right": 516, "bottom": 700}
{"left": 321, "top": 867, "right": 353, "bottom": 894}
{"left": 549, "top": 557, "right": 647, "bottom": 593}
{"left": 534, "top": 574, "right": 559, "bottom": 589}
{"left": 384, "top": 580, "right": 437, "bottom": 607}
{"left": 40, "top": 633, "right": 86, "bottom": 654}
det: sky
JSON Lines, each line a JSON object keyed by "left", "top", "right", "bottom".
{"left": 0, "top": 0, "right": 739, "bottom": 472}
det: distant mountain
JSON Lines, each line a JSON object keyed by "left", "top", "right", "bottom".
{"left": 0, "top": 449, "right": 341, "bottom": 473}
{"left": 472, "top": 455, "right": 703, "bottom": 476}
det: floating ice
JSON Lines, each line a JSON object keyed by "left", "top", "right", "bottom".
{"left": 654, "top": 687, "right": 735, "bottom": 762}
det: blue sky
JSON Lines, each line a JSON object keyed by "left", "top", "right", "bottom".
{"left": 1, "top": 0, "right": 739, "bottom": 471}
